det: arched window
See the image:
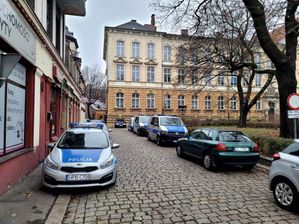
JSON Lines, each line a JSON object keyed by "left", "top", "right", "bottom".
{"left": 164, "top": 95, "right": 171, "bottom": 109}
{"left": 178, "top": 95, "right": 185, "bottom": 107}
{"left": 218, "top": 96, "right": 225, "bottom": 110}
{"left": 132, "top": 93, "right": 140, "bottom": 108}
{"left": 116, "top": 92, "right": 124, "bottom": 108}
{"left": 192, "top": 95, "right": 198, "bottom": 109}
{"left": 230, "top": 96, "right": 237, "bottom": 110}
{"left": 205, "top": 96, "right": 211, "bottom": 110}
{"left": 147, "top": 93, "right": 155, "bottom": 109}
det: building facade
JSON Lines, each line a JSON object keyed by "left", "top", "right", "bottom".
{"left": 0, "top": 0, "right": 86, "bottom": 195}
{"left": 103, "top": 16, "right": 274, "bottom": 126}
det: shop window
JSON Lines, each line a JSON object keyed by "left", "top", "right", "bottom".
{"left": 0, "top": 64, "right": 26, "bottom": 156}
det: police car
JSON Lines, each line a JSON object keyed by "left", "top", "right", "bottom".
{"left": 43, "top": 122, "right": 119, "bottom": 188}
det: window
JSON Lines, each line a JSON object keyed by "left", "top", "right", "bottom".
{"left": 178, "top": 95, "right": 185, "bottom": 107}
{"left": 132, "top": 93, "right": 140, "bottom": 108}
{"left": 205, "top": 72, "right": 212, "bottom": 85}
{"left": 1, "top": 63, "right": 27, "bottom": 156}
{"left": 178, "top": 68, "right": 184, "bottom": 84}
{"left": 231, "top": 74, "right": 237, "bottom": 86}
{"left": 26, "top": 0, "right": 35, "bottom": 10}
{"left": 147, "top": 43, "right": 155, "bottom": 59}
{"left": 147, "top": 66, "right": 155, "bottom": 82}
{"left": 164, "top": 46, "right": 171, "bottom": 62}
{"left": 192, "top": 48, "right": 200, "bottom": 63}
{"left": 192, "top": 72, "right": 199, "bottom": 84}
{"left": 192, "top": 96, "right": 198, "bottom": 110}
{"left": 218, "top": 75, "right": 224, "bottom": 86}
{"left": 256, "top": 73, "right": 261, "bottom": 87}
{"left": 164, "top": 68, "right": 171, "bottom": 83}
{"left": 132, "top": 65, "right": 140, "bottom": 82}
{"left": 55, "top": 6, "right": 61, "bottom": 52}
{"left": 177, "top": 47, "right": 186, "bottom": 64}
{"left": 256, "top": 99, "right": 261, "bottom": 111}
{"left": 218, "top": 96, "right": 225, "bottom": 110}
{"left": 46, "top": 0, "right": 53, "bottom": 40}
{"left": 255, "top": 53, "right": 261, "bottom": 68}
{"left": 205, "top": 96, "right": 211, "bottom": 110}
{"left": 117, "top": 41, "right": 124, "bottom": 57}
{"left": 116, "top": 93, "right": 124, "bottom": 108}
{"left": 116, "top": 64, "right": 124, "bottom": 81}
{"left": 230, "top": 96, "right": 237, "bottom": 110}
{"left": 164, "top": 95, "right": 171, "bottom": 109}
{"left": 283, "top": 143, "right": 299, "bottom": 157}
{"left": 147, "top": 93, "right": 155, "bottom": 109}
{"left": 132, "top": 42, "right": 140, "bottom": 58}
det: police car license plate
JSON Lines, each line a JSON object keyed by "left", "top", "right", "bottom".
{"left": 235, "top": 147, "right": 249, "bottom": 152}
{"left": 66, "top": 174, "right": 91, "bottom": 181}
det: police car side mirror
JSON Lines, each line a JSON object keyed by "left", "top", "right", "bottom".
{"left": 108, "top": 129, "right": 112, "bottom": 132}
{"left": 47, "top": 142, "right": 55, "bottom": 151}
{"left": 112, "top": 143, "right": 120, "bottom": 149}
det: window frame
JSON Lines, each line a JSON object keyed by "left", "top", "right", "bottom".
{"left": 116, "top": 92, "right": 124, "bottom": 108}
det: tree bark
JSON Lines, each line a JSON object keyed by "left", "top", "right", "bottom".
{"left": 239, "top": 106, "right": 249, "bottom": 127}
{"left": 87, "top": 103, "right": 92, "bottom": 119}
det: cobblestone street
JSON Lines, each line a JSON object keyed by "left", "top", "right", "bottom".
{"left": 62, "top": 129, "right": 299, "bottom": 224}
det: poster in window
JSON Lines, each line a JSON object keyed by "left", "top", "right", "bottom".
{"left": 8, "top": 63, "right": 26, "bottom": 86}
{"left": 6, "top": 83, "right": 25, "bottom": 152}
{"left": 0, "top": 83, "right": 5, "bottom": 154}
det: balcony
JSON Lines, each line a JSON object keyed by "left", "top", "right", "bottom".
{"left": 57, "top": 0, "right": 86, "bottom": 16}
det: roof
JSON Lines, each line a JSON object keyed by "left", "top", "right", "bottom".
{"left": 68, "top": 128, "right": 104, "bottom": 133}
{"left": 91, "top": 100, "right": 106, "bottom": 110}
{"left": 116, "top": 20, "right": 151, "bottom": 31}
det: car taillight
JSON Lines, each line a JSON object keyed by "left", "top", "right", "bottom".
{"left": 273, "top": 153, "right": 280, "bottom": 161}
{"left": 253, "top": 143, "right": 260, "bottom": 152}
{"left": 216, "top": 143, "right": 227, "bottom": 151}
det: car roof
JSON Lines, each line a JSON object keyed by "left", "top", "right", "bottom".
{"left": 68, "top": 128, "right": 104, "bottom": 133}
{"left": 192, "top": 128, "right": 242, "bottom": 133}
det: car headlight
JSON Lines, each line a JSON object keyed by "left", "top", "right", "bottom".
{"left": 100, "top": 155, "right": 115, "bottom": 169}
{"left": 44, "top": 157, "right": 58, "bottom": 170}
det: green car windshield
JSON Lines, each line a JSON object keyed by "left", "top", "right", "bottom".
{"left": 218, "top": 131, "right": 251, "bottom": 143}
{"left": 57, "top": 131, "right": 109, "bottom": 149}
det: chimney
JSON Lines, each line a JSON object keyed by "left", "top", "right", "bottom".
{"left": 151, "top": 14, "right": 155, "bottom": 26}
{"left": 181, "top": 29, "right": 188, "bottom": 37}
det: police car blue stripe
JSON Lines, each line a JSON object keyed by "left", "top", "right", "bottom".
{"left": 62, "top": 149, "right": 101, "bottom": 163}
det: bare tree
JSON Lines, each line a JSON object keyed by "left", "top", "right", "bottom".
{"left": 81, "top": 64, "right": 106, "bottom": 119}
{"left": 152, "top": 0, "right": 287, "bottom": 129}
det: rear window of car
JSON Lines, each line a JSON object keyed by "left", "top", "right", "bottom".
{"left": 218, "top": 131, "right": 251, "bottom": 143}
{"left": 57, "top": 131, "right": 109, "bottom": 149}
{"left": 160, "top": 117, "right": 183, "bottom": 126}
{"left": 283, "top": 143, "right": 299, "bottom": 157}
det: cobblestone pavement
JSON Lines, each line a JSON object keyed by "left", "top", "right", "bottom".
{"left": 62, "top": 129, "right": 299, "bottom": 224}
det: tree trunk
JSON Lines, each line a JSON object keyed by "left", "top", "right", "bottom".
{"left": 277, "top": 74, "right": 297, "bottom": 138}
{"left": 239, "top": 107, "right": 249, "bottom": 128}
{"left": 87, "top": 103, "right": 92, "bottom": 119}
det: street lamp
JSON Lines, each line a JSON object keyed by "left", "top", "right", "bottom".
{"left": 0, "top": 52, "right": 21, "bottom": 88}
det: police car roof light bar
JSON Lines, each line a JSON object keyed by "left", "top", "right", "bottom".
{"left": 69, "top": 122, "right": 104, "bottom": 129}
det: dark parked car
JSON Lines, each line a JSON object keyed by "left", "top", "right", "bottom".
{"left": 115, "top": 119, "right": 126, "bottom": 128}
{"left": 176, "top": 128, "right": 260, "bottom": 170}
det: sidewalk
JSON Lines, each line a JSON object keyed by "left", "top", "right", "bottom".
{"left": 0, "top": 164, "right": 57, "bottom": 224}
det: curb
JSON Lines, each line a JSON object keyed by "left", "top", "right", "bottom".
{"left": 45, "top": 194, "right": 71, "bottom": 224}
{"left": 256, "top": 163, "right": 270, "bottom": 174}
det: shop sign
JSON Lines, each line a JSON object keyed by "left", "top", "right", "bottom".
{"left": 8, "top": 63, "right": 26, "bottom": 86}
{"left": 0, "top": 82, "right": 4, "bottom": 154}
{"left": 6, "top": 83, "right": 25, "bottom": 151}
{"left": 0, "top": 0, "right": 36, "bottom": 64}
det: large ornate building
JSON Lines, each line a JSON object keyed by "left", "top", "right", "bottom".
{"left": 103, "top": 15, "right": 279, "bottom": 126}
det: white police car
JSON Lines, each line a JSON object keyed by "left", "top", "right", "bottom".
{"left": 43, "top": 122, "right": 119, "bottom": 188}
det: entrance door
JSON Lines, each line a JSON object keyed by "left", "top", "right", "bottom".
{"left": 268, "top": 102, "right": 275, "bottom": 122}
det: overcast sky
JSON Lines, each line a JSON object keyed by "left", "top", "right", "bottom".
{"left": 65, "top": 0, "right": 155, "bottom": 72}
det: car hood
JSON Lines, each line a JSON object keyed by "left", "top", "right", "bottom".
{"left": 161, "top": 125, "right": 187, "bottom": 133}
{"left": 50, "top": 147, "right": 111, "bottom": 165}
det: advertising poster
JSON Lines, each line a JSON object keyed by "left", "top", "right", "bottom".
{"left": 0, "top": 82, "right": 4, "bottom": 154}
{"left": 6, "top": 83, "right": 25, "bottom": 151}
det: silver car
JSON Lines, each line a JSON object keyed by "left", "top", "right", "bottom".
{"left": 269, "top": 141, "right": 299, "bottom": 211}
{"left": 43, "top": 123, "right": 119, "bottom": 188}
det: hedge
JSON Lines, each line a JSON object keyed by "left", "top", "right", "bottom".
{"left": 187, "top": 126, "right": 293, "bottom": 157}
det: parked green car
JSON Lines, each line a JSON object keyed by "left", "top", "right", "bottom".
{"left": 176, "top": 128, "right": 260, "bottom": 170}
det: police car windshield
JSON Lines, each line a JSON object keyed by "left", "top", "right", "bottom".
{"left": 140, "top": 116, "right": 149, "bottom": 123}
{"left": 57, "top": 131, "right": 109, "bottom": 149}
{"left": 160, "top": 117, "right": 182, "bottom": 126}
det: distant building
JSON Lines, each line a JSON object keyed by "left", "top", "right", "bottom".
{"left": 103, "top": 15, "right": 272, "bottom": 126}
{"left": 0, "top": 0, "right": 86, "bottom": 195}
